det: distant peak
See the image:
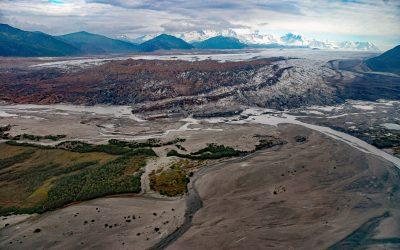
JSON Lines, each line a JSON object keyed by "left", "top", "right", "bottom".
{"left": 74, "top": 31, "right": 92, "bottom": 35}
{"left": 0, "top": 23, "right": 18, "bottom": 30}
{"left": 156, "top": 34, "right": 176, "bottom": 38}
{"left": 281, "top": 33, "right": 303, "bottom": 41}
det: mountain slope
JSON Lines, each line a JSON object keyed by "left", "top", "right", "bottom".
{"left": 139, "top": 34, "right": 194, "bottom": 52}
{"left": 192, "top": 36, "right": 246, "bottom": 49}
{"left": 132, "top": 29, "right": 380, "bottom": 52}
{"left": 57, "top": 31, "right": 139, "bottom": 54}
{"left": 366, "top": 45, "right": 400, "bottom": 73}
{"left": 0, "top": 24, "right": 81, "bottom": 57}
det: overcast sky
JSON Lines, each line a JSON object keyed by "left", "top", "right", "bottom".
{"left": 0, "top": 0, "right": 399, "bottom": 50}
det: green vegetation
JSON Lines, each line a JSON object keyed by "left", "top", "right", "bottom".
{"left": 108, "top": 138, "right": 186, "bottom": 148}
{"left": 167, "top": 143, "right": 243, "bottom": 160}
{"left": 345, "top": 126, "right": 400, "bottom": 149}
{"left": 167, "top": 136, "right": 286, "bottom": 160}
{"left": 176, "top": 144, "right": 187, "bottom": 151}
{"left": 149, "top": 160, "right": 196, "bottom": 196}
{"left": 0, "top": 150, "right": 34, "bottom": 170}
{"left": 0, "top": 125, "right": 66, "bottom": 141}
{"left": 372, "top": 135, "right": 400, "bottom": 149}
{"left": 254, "top": 135, "right": 287, "bottom": 150}
{"left": 56, "top": 141, "right": 133, "bottom": 155}
{"left": 6, "top": 139, "right": 160, "bottom": 156}
{"left": 0, "top": 141, "right": 157, "bottom": 216}
{"left": 19, "top": 134, "right": 66, "bottom": 141}
{"left": 43, "top": 153, "right": 146, "bottom": 211}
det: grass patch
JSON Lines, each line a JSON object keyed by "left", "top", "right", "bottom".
{"left": 0, "top": 150, "right": 35, "bottom": 170}
{"left": 0, "top": 142, "right": 156, "bottom": 216}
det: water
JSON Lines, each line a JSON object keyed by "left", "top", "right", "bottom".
{"left": 1, "top": 103, "right": 398, "bottom": 167}
{"left": 185, "top": 107, "right": 400, "bottom": 168}
{"left": 233, "top": 109, "right": 400, "bottom": 168}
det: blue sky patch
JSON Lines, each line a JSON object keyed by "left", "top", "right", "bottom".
{"left": 48, "top": 0, "right": 63, "bottom": 4}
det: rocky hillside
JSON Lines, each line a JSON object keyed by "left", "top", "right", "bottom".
{"left": 0, "top": 57, "right": 399, "bottom": 113}
{"left": 366, "top": 45, "right": 400, "bottom": 74}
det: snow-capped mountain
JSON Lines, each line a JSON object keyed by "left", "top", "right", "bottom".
{"left": 127, "top": 29, "right": 380, "bottom": 51}
{"left": 236, "top": 30, "right": 278, "bottom": 45}
{"left": 130, "top": 34, "right": 157, "bottom": 44}
{"left": 280, "top": 33, "right": 305, "bottom": 46}
{"left": 279, "top": 33, "right": 380, "bottom": 51}
{"left": 174, "top": 29, "right": 239, "bottom": 42}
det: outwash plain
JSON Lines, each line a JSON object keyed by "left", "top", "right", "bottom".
{"left": 0, "top": 49, "right": 400, "bottom": 249}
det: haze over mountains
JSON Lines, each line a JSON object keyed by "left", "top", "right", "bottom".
{"left": 192, "top": 36, "right": 246, "bottom": 50}
{"left": 56, "top": 31, "right": 139, "bottom": 55}
{"left": 134, "top": 29, "right": 381, "bottom": 52}
{"left": 0, "top": 24, "right": 81, "bottom": 57}
{"left": 0, "top": 23, "right": 383, "bottom": 57}
{"left": 140, "top": 34, "right": 193, "bottom": 52}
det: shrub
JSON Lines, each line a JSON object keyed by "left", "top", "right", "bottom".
{"left": 0, "top": 142, "right": 156, "bottom": 216}
{"left": 56, "top": 141, "right": 158, "bottom": 156}
{"left": 19, "top": 134, "right": 66, "bottom": 141}
{"left": 149, "top": 169, "right": 189, "bottom": 197}
{"left": 42, "top": 154, "right": 146, "bottom": 211}
{"left": 254, "top": 136, "right": 287, "bottom": 151}
{"left": 108, "top": 137, "right": 186, "bottom": 149}
{"left": 167, "top": 143, "right": 242, "bottom": 160}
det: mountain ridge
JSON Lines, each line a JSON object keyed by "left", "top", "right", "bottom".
{"left": 56, "top": 31, "right": 139, "bottom": 54}
{"left": 0, "top": 24, "right": 81, "bottom": 57}
{"left": 131, "top": 29, "right": 380, "bottom": 52}
{"left": 192, "top": 36, "right": 247, "bottom": 49}
{"left": 139, "top": 34, "right": 194, "bottom": 52}
{"left": 366, "top": 45, "right": 400, "bottom": 74}
{"left": 0, "top": 24, "right": 382, "bottom": 57}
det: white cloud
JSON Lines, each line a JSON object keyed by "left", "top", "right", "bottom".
{"left": 0, "top": 0, "right": 398, "bottom": 49}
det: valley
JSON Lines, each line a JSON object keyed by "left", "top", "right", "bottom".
{"left": 1, "top": 96, "right": 400, "bottom": 249}
{"left": 1, "top": 0, "right": 399, "bottom": 249}
{"left": 0, "top": 48, "right": 399, "bottom": 249}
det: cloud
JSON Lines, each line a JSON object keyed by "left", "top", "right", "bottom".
{"left": 255, "top": 1, "right": 302, "bottom": 15}
{"left": 0, "top": 0, "right": 398, "bottom": 49}
{"left": 48, "top": 0, "right": 64, "bottom": 4}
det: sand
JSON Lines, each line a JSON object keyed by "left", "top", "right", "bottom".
{"left": 168, "top": 124, "right": 400, "bottom": 249}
